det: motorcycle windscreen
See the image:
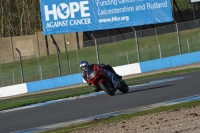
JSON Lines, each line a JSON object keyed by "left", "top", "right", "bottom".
{"left": 86, "top": 66, "right": 98, "bottom": 80}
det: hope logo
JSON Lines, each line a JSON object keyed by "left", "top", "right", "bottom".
{"left": 57, "top": 3, "right": 70, "bottom": 19}
{"left": 44, "top": 1, "right": 90, "bottom": 21}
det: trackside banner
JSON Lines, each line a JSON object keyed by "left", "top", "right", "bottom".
{"left": 40, "top": 0, "right": 173, "bottom": 35}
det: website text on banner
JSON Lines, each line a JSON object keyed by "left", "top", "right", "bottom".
{"left": 40, "top": 0, "right": 173, "bottom": 35}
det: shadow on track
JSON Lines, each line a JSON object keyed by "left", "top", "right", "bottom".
{"left": 117, "top": 84, "right": 176, "bottom": 95}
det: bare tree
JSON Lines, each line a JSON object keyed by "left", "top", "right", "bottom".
{"left": 1, "top": 0, "right": 4, "bottom": 37}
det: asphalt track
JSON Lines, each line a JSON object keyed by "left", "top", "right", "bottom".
{"left": 0, "top": 71, "right": 200, "bottom": 133}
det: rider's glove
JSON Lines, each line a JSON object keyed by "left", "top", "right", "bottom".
{"left": 100, "top": 63, "right": 106, "bottom": 68}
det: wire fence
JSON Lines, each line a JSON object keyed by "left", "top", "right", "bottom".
{"left": 0, "top": 19, "right": 200, "bottom": 87}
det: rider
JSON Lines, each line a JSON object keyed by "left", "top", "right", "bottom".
{"left": 99, "top": 63, "right": 122, "bottom": 80}
{"left": 80, "top": 60, "right": 121, "bottom": 92}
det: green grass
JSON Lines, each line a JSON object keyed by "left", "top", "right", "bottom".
{"left": 0, "top": 28, "right": 200, "bottom": 87}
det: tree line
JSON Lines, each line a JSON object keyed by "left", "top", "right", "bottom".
{"left": 0, "top": 0, "right": 41, "bottom": 37}
{"left": 0, "top": 0, "right": 196, "bottom": 37}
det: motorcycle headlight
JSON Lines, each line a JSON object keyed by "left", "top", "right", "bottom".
{"left": 88, "top": 70, "right": 98, "bottom": 80}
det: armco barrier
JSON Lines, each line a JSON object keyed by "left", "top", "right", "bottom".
{"left": 140, "top": 51, "right": 200, "bottom": 73}
{"left": 0, "top": 83, "right": 27, "bottom": 98}
{"left": 170, "top": 51, "right": 200, "bottom": 67}
{"left": 26, "top": 73, "right": 83, "bottom": 93}
{"left": 139, "top": 57, "right": 172, "bottom": 72}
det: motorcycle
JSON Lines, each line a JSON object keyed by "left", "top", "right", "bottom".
{"left": 86, "top": 64, "right": 129, "bottom": 96}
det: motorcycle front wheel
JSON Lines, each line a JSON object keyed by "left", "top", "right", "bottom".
{"left": 99, "top": 82, "right": 115, "bottom": 96}
{"left": 118, "top": 80, "right": 129, "bottom": 93}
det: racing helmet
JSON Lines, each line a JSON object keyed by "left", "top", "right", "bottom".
{"left": 80, "top": 60, "right": 89, "bottom": 71}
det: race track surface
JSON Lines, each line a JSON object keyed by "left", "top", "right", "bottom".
{"left": 0, "top": 71, "right": 200, "bottom": 133}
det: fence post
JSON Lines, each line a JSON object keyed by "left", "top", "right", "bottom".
{"left": 113, "top": 36, "right": 115, "bottom": 45}
{"left": 131, "top": 27, "right": 141, "bottom": 62}
{"left": 45, "top": 35, "right": 49, "bottom": 55}
{"left": 0, "top": 63, "right": 4, "bottom": 87}
{"left": 12, "top": 71, "right": 15, "bottom": 85}
{"left": 39, "top": 66, "right": 43, "bottom": 80}
{"left": 192, "top": 3, "right": 197, "bottom": 28}
{"left": 68, "top": 60, "right": 72, "bottom": 74}
{"left": 36, "top": 30, "right": 41, "bottom": 57}
{"left": 57, "top": 52, "right": 62, "bottom": 76}
{"left": 126, "top": 51, "right": 129, "bottom": 64}
{"left": 11, "top": 35, "right": 15, "bottom": 61}
{"left": 91, "top": 33, "right": 100, "bottom": 64}
{"left": 175, "top": 22, "right": 182, "bottom": 54}
{"left": 187, "top": 38, "right": 190, "bottom": 53}
{"left": 51, "top": 35, "right": 62, "bottom": 76}
{"left": 64, "top": 35, "right": 71, "bottom": 74}
{"left": 158, "top": 44, "right": 162, "bottom": 58}
{"left": 15, "top": 48, "right": 24, "bottom": 83}
{"left": 155, "top": 28, "right": 162, "bottom": 58}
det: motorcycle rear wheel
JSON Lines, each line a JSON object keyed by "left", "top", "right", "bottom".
{"left": 99, "top": 82, "right": 115, "bottom": 96}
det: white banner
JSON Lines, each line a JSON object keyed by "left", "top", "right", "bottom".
{"left": 0, "top": 83, "right": 28, "bottom": 98}
{"left": 191, "top": 0, "right": 200, "bottom": 2}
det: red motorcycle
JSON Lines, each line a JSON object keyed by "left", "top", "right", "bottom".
{"left": 87, "top": 64, "right": 129, "bottom": 96}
